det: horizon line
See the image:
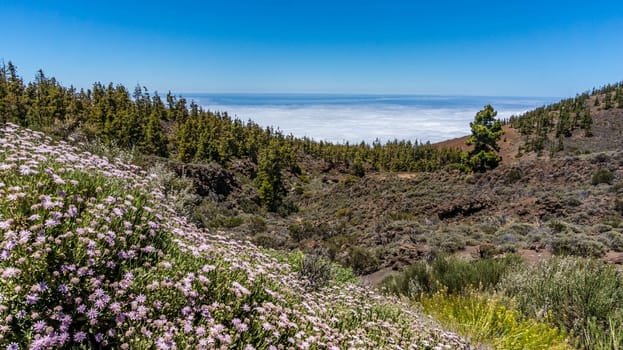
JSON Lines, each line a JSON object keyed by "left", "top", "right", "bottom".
{"left": 174, "top": 91, "right": 562, "bottom": 99}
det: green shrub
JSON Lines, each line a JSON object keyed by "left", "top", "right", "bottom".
{"left": 293, "top": 183, "right": 305, "bottom": 195}
{"left": 253, "top": 233, "right": 284, "bottom": 249}
{"left": 548, "top": 220, "right": 568, "bottom": 233}
{"left": 347, "top": 246, "right": 379, "bottom": 274}
{"left": 219, "top": 215, "right": 244, "bottom": 228}
{"left": 419, "top": 292, "right": 569, "bottom": 350}
{"left": 582, "top": 314, "right": 623, "bottom": 349}
{"left": 477, "top": 243, "right": 497, "bottom": 259}
{"left": 550, "top": 235, "right": 606, "bottom": 258}
{"left": 505, "top": 168, "right": 524, "bottom": 184}
{"left": 603, "top": 215, "right": 623, "bottom": 228}
{"left": 433, "top": 255, "right": 519, "bottom": 294}
{"left": 350, "top": 161, "right": 365, "bottom": 177}
{"left": 267, "top": 250, "right": 357, "bottom": 286}
{"left": 340, "top": 175, "right": 361, "bottom": 186}
{"left": 429, "top": 231, "right": 467, "bottom": 253}
{"left": 600, "top": 230, "right": 623, "bottom": 252}
{"left": 335, "top": 207, "right": 352, "bottom": 218}
{"left": 388, "top": 211, "right": 416, "bottom": 221}
{"left": 381, "top": 261, "right": 436, "bottom": 297}
{"left": 499, "top": 257, "right": 623, "bottom": 349}
{"left": 592, "top": 168, "right": 614, "bottom": 185}
{"left": 297, "top": 255, "right": 334, "bottom": 290}
{"left": 288, "top": 220, "right": 315, "bottom": 241}
{"left": 147, "top": 162, "right": 199, "bottom": 217}
{"left": 326, "top": 234, "right": 357, "bottom": 260}
{"left": 237, "top": 196, "right": 261, "bottom": 214}
{"left": 247, "top": 215, "right": 267, "bottom": 233}
{"left": 276, "top": 197, "right": 298, "bottom": 217}
{"left": 612, "top": 181, "right": 623, "bottom": 193}
{"left": 382, "top": 255, "right": 520, "bottom": 297}
{"left": 615, "top": 197, "right": 623, "bottom": 215}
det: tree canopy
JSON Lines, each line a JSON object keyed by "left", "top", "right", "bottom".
{"left": 466, "top": 105, "right": 504, "bottom": 171}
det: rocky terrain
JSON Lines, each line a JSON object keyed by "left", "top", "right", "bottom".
{"left": 193, "top": 92, "right": 623, "bottom": 275}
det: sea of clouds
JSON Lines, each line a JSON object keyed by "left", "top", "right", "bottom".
{"left": 186, "top": 94, "right": 556, "bottom": 144}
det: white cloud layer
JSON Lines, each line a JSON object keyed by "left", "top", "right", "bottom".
{"left": 189, "top": 95, "right": 555, "bottom": 144}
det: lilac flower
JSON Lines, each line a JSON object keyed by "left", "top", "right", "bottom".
{"left": 37, "top": 281, "right": 48, "bottom": 292}
{"left": 0, "top": 220, "right": 12, "bottom": 230}
{"left": 135, "top": 294, "right": 147, "bottom": 303}
{"left": 57, "top": 332, "right": 70, "bottom": 345}
{"left": 4, "top": 239, "right": 17, "bottom": 250}
{"left": 41, "top": 196, "right": 55, "bottom": 209}
{"left": 26, "top": 293, "right": 40, "bottom": 304}
{"left": 87, "top": 308, "right": 99, "bottom": 320}
{"left": 6, "top": 342, "right": 19, "bottom": 350}
{"left": 19, "top": 229, "right": 31, "bottom": 242}
{"left": 52, "top": 174, "right": 65, "bottom": 185}
{"left": 33, "top": 320, "right": 47, "bottom": 333}
{"left": 109, "top": 302, "right": 122, "bottom": 314}
{"left": 73, "top": 331, "right": 87, "bottom": 343}
{"left": 66, "top": 205, "right": 78, "bottom": 217}
{"left": 155, "top": 337, "right": 174, "bottom": 350}
{"left": 44, "top": 218, "right": 59, "bottom": 227}
{"left": 57, "top": 284, "right": 69, "bottom": 295}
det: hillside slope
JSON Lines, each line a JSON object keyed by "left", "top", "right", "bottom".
{"left": 0, "top": 124, "right": 470, "bottom": 349}
{"left": 219, "top": 99, "right": 623, "bottom": 272}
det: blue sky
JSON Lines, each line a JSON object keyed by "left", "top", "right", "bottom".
{"left": 1, "top": 0, "right": 622, "bottom": 96}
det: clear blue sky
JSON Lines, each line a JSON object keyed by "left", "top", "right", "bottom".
{"left": 1, "top": 0, "right": 622, "bottom": 96}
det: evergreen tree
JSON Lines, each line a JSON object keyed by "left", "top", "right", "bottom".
{"left": 466, "top": 105, "right": 504, "bottom": 172}
{"left": 256, "top": 141, "right": 287, "bottom": 212}
{"left": 616, "top": 88, "right": 623, "bottom": 108}
{"left": 0, "top": 63, "right": 7, "bottom": 122}
{"left": 5, "top": 62, "right": 27, "bottom": 125}
{"left": 604, "top": 92, "right": 613, "bottom": 110}
{"left": 556, "top": 108, "right": 572, "bottom": 138}
{"left": 581, "top": 109, "right": 593, "bottom": 137}
{"left": 142, "top": 110, "right": 168, "bottom": 157}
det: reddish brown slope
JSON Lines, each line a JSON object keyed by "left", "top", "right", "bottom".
{"left": 434, "top": 125, "right": 533, "bottom": 165}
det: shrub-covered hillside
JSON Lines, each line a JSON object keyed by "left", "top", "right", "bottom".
{"left": 0, "top": 123, "right": 469, "bottom": 349}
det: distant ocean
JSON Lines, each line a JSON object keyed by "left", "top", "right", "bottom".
{"left": 183, "top": 93, "right": 558, "bottom": 144}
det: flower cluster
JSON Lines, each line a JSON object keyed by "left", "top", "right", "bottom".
{"left": 0, "top": 123, "right": 469, "bottom": 349}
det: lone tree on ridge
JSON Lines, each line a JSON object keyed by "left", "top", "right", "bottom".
{"left": 466, "top": 104, "right": 504, "bottom": 172}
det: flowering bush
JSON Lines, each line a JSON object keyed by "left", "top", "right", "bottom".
{"left": 0, "top": 124, "right": 468, "bottom": 349}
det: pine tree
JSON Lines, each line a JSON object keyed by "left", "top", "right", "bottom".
{"left": 0, "top": 63, "right": 8, "bottom": 122}
{"left": 581, "top": 109, "right": 593, "bottom": 137}
{"left": 5, "top": 62, "right": 27, "bottom": 125}
{"left": 604, "top": 92, "right": 613, "bottom": 110}
{"left": 256, "top": 141, "right": 287, "bottom": 212}
{"left": 142, "top": 110, "right": 168, "bottom": 157}
{"left": 466, "top": 105, "right": 505, "bottom": 172}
